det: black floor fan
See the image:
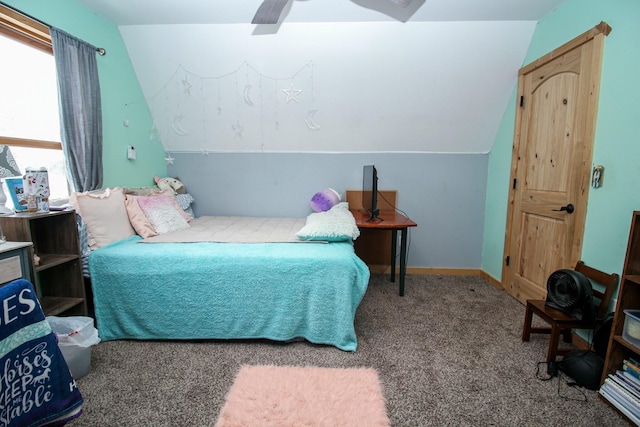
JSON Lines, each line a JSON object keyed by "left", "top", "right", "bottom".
{"left": 546, "top": 268, "right": 604, "bottom": 389}
{"left": 545, "top": 269, "right": 595, "bottom": 325}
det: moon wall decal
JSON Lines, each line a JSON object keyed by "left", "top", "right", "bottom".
{"left": 172, "top": 115, "right": 189, "bottom": 136}
{"left": 305, "top": 109, "right": 321, "bottom": 131}
{"left": 243, "top": 84, "right": 255, "bottom": 106}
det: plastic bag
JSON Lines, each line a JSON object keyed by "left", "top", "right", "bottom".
{"left": 47, "top": 316, "right": 101, "bottom": 348}
{"left": 46, "top": 316, "right": 100, "bottom": 379}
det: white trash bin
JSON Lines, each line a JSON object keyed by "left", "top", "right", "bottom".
{"left": 46, "top": 316, "right": 100, "bottom": 379}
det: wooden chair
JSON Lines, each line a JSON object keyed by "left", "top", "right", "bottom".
{"left": 521, "top": 261, "right": 619, "bottom": 363}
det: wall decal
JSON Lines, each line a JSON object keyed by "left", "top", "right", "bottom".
{"left": 283, "top": 83, "right": 302, "bottom": 103}
{"left": 232, "top": 121, "right": 244, "bottom": 139}
{"left": 182, "top": 75, "right": 192, "bottom": 95}
{"left": 132, "top": 61, "right": 317, "bottom": 153}
{"left": 171, "top": 114, "right": 189, "bottom": 136}
{"left": 305, "top": 109, "right": 321, "bottom": 131}
{"left": 243, "top": 84, "right": 255, "bottom": 106}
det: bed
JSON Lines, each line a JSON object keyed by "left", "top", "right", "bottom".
{"left": 78, "top": 189, "right": 370, "bottom": 352}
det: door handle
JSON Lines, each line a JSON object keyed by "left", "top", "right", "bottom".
{"left": 552, "top": 203, "right": 574, "bottom": 214}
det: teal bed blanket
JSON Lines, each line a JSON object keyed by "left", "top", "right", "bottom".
{"left": 89, "top": 236, "right": 370, "bottom": 351}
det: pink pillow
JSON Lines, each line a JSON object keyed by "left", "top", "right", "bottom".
{"left": 70, "top": 187, "right": 136, "bottom": 250}
{"left": 125, "top": 195, "right": 158, "bottom": 238}
{"left": 137, "top": 195, "right": 190, "bottom": 234}
{"left": 125, "top": 193, "right": 192, "bottom": 237}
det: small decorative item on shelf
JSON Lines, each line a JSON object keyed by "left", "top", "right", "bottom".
{"left": 0, "top": 221, "right": 5, "bottom": 244}
{"left": 0, "top": 179, "right": 13, "bottom": 215}
{"left": 0, "top": 145, "right": 23, "bottom": 213}
{"left": 23, "top": 167, "right": 50, "bottom": 213}
{"left": 5, "top": 177, "right": 26, "bottom": 211}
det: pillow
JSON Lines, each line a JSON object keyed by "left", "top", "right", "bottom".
{"left": 126, "top": 193, "right": 193, "bottom": 238}
{"left": 70, "top": 187, "right": 136, "bottom": 250}
{"left": 125, "top": 195, "right": 158, "bottom": 238}
{"left": 137, "top": 195, "right": 190, "bottom": 234}
{"left": 175, "top": 193, "right": 195, "bottom": 217}
{"left": 296, "top": 202, "right": 360, "bottom": 242}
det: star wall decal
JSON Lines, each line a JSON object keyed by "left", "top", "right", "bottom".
{"left": 149, "top": 124, "right": 159, "bottom": 141}
{"left": 165, "top": 153, "right": 175, "bottom": 165}
{"left": 232, "top": 121, "right": 244, "bottom": 139}
{"left": 283, "top": 83, "right": 302, "bottom": 103}
{"left": 182, "top": 75, "right": 192, "bottom": 95}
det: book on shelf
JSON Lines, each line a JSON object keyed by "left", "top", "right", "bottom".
{"left": 601, "top": 378, "right": 640, "bottom": 421}
{"left": 618, "top": 370, "right": 640, "bottom": 396}
{"left": 626, "top": 357, "right": 640, "bottom": 370}
{"left": 610, "top": 373, "right": 640, "bottom": 402}
{"left": 624, "top": 360, "right": 640, "bottom": 379}
{"left": 600, "top": 387, "right": 640, "bottom": 426}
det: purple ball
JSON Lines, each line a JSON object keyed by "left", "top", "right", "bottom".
{"left": 310, "top": 188, "right": 341, "bottom": 212}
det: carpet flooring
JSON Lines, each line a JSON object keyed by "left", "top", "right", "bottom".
{"left": 68, "top": 274, "right": 628, "bottom": 426}
{"left": 214, "top": 365, "right": 389, "bottom": 426}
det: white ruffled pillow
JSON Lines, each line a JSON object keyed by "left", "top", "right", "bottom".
{"left": 70, "top": 187, "right": 136, "bottom": 250}
{"left": 296, "top": 202, "right": 360, "bottom": 242}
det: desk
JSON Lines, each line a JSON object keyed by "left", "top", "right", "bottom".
{"left": 350, "top": 209, "right": 417, "bottom": 296}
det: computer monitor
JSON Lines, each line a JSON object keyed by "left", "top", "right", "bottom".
{"left": 362, "top": 165, "right": 380, "bottom": 222}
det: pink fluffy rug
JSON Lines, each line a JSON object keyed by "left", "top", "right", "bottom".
{"left": 215, "top": 365, "right": 390, "bottom": 427}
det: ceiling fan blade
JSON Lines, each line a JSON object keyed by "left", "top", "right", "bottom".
{"left": 251, "top": 0, "right": 290, "bottom": 24}
{"left": 388, "top": 0, "right": 413, "bottom": 7}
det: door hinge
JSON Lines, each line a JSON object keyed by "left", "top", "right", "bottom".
{"left": 505, "top": 256, "right": 510, "bottom": 266}
{"left": 520, "top": 96, "right": 524, "bottom": 107}
{"left": 513, "top": 178, "right": 517, "bottom": 189}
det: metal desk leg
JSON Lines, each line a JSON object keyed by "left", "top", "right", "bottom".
{"left": 399, "top": 228, "right": 408, "bottom": 296}
{"left": 390, "top": 229, "right": 398, "bottom": 283}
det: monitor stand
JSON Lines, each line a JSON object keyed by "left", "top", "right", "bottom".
{"left": 366, "top": 209, "right": 382, "bottom": 222}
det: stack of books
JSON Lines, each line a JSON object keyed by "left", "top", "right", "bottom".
{"left": 600, "top": 358, "right": 640, "bottom": 425}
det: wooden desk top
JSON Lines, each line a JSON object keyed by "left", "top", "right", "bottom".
{"left": 0, "top": 241, "right": 32, "bottom": 254}
{"left": 350, "top": 209, "right": 417, "bottom": 229}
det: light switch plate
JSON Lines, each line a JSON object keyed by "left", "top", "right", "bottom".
{"left": 127, "top": 146, "right": 136, "bottom": 160}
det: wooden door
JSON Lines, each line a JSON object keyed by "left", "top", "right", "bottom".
{"left": 502, "top": 22, "right": 611, "bottom": 304}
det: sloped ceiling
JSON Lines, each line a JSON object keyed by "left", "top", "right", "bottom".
{"left": 76, "top": 0, "right": 567, "bottom": 153}
{"left": 76, "top": 0, "right": 565, "bottom": 25}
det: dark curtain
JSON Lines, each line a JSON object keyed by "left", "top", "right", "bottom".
{"left": 50, "top": 27, "right": 103, "bottom": 192}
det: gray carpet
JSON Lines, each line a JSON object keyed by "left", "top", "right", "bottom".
{"left": 69, "top": 274, "right": 627, "bottom": 426}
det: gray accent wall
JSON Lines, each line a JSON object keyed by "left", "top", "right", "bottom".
{"left": 169, "top": 152, "right": 488, "bottom": 269}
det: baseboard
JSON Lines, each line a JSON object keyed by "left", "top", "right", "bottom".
{"left": 369, "top": 266, "right": 504, "bottom": 290}
{"left": 367, "top": 265, "right": 483, "bottom": 276}
{"left": 407, "top": 267, "right": 483, "bottom": 276}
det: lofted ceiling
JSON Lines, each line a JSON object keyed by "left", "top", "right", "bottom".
{"left": 76, "top": 0, "right": 566, "bottom": 26}
{"left": 71, "top": 0, "right": 569, "bottom": 154}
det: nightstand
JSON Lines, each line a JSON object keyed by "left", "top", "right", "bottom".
{"left": 0, "top": 241, "right": 33, "bottom": 285}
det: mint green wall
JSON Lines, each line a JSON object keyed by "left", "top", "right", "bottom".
{"left": 4, "top": 0, "right": 166, "bottom": 188}
{"left": 483, "top": 0, "right": 640, "bottom": 286}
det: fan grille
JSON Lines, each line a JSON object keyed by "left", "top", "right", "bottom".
{"left": 545, "top": 269, "right": 594, "bottom": 322}
{"left": 547, "top": 270, "right": 582, "bottom": 308}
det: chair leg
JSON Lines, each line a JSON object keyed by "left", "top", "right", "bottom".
{"left": 522, "top": 303, "right": 534, "bottom": 342}
{"left": 547, "top": 323, "right": 562, "bottom": 363}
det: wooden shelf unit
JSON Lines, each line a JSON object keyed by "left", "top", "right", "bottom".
{"left": 600, "top": 211, "right": 640, "bottom": 422}
{"left": 0, "top": 210, "right": 87, "bottom": 316}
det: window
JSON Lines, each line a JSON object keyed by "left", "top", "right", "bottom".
{"left": 0, "top": 5, "right": 69, "bottom": 203}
